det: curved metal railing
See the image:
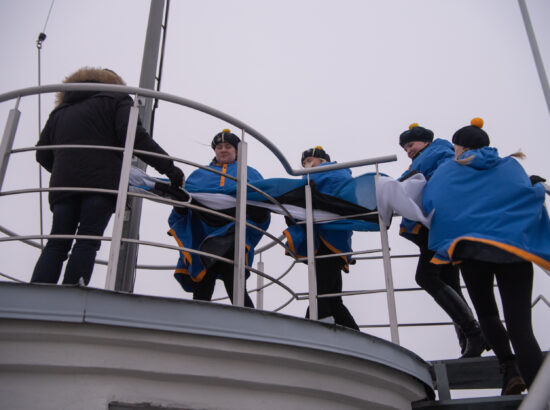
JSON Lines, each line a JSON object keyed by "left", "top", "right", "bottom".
{"left": 1, "top": 83, "right": 548, "bottom": 347}
{"left": 0, "top": 83, "right": 396, "bottom": 176}
{"left": 0, "top": 83, "right": 401, "bottom": 336}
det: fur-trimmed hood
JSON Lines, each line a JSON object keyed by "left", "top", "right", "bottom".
{"left": 55, "top": 66, "right": 126, "bottom": 106}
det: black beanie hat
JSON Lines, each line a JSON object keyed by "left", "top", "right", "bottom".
{"left": 301, "top": 146, "right": 331, "bottom": 165}
{"left": 211, "top": 129, "right": 240, "bottom": 150}
{"left": 452, "top": 117, "right": 490, "bottom": 149}
{"left": 399, "top": 123, "right": 434, "bottom": 147}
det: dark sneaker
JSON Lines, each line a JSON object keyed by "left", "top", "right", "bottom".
{"left": 500, "top": 360, "right": 527, "bottom": 395}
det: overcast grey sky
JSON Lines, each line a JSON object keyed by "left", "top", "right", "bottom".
{"left": 0, "top": 0, "right": 549, "bottom": 371}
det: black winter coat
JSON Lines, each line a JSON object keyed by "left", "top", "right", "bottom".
{"left": 36, "top": 91, "right": 175, "bottom": 208}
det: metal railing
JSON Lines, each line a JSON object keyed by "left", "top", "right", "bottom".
{"left": 0, "top": 83, "right": 404, "bottom": 341}
{"left": 1, "top": 83, "right": 548, "bottom": 349}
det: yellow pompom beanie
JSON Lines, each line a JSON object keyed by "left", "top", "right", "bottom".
{"left": 399, "top": 122, "right": 434, "bottom": 147}
{"left": 452, "top": 117, "right": 490, "bottom": 149}
{"left": 301, "top": 145, "right": 331, "bottom": 165}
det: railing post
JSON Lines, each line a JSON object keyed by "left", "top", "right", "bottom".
{"left": 433, "top": 361, "right": 451, "bottom": 401}
{"left": 305, "top": 180, "right": 318, "bottom": 320}
{"left": 0, "top": 99, "right": 21, "bottom": 192}
{"left": 105, "top": 100, "right": 140, "bottom": 290}
{"left": 233, "top": 134, "right": 248, "bottom": 307}
{"left": 256, "top": 257, "right": 264, "bottom": 310}
{"left": 375, "top": 164, "right": 400, "bottom": 344}
{"left": 518, "top": 353, "right": 550, "bottom": 409}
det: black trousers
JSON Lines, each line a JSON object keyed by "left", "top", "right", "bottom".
{"left": 461, "top": 260, "right": 543, "bottom": 387}
{"left": 415, "top": 247, "right": 464, "bottom": 297}
{"left": 193, "top": 261, "right": 254, "bottom": 308}
{"left": 306, "top": 243, "right": 359, "bottom": 331}
{"left": 31, "top": 194, "right": 115, "bottom": 285}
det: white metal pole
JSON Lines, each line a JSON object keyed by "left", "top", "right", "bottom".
{"left": 518, "top": 352, "right": 550, "bottom": 409}
{"left": 305, "top": 181, "right": 318, "bottom": 320}
{"left": 0, "top": 99, "right": 21, "bottom": 191}
{"left": 375, "top": 164, "right": 400, "bottom": 344}
{"left": 105, "top": 102, "right": 140, "bottom": 290}
{"left": 232, "top": 134, "right": 248, "bottom": 307}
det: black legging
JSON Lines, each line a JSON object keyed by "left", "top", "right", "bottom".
{"left": 193, "top": 261, "right": 254, "bottom": 308}
{"left": 460, "top": 260, "right": 543, "bottom": 387}
{"left": 415, "top": 227, "right": 464, "bottom": 298}
{"left": 305, "top": 243, "right": 359, "bottom": 331}
{"left": 416, "top": 247, "right": 464, "bottom": 297}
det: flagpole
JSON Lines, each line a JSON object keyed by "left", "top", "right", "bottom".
{"left": 518, "top": 0, "right": 550, "bottom": 115}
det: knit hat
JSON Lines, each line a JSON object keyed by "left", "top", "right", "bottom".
{"left": 399, "top": 123, "right": 434, "bottom": 147}
{"left": 301, "top": 146, "right": 330, "bottom": 165}
{"left": 211, "top": 129, "right": 240, "bottom": 150}
{"left": 452, "top": 117, "right": 490, "bottom": 149}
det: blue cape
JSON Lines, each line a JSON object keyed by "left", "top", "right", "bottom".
{"left": 422, "top": 147, "right": 550, "bottom": 270}
{"left": 183, "top": 165, "right": 381, "bottom": 232}
{"left": 282, "top": 163, "right": 379, "bottom": 272}
{"left": 399, "top": 139, "right": 454, "bottom": 243}
{"left": 169, "top": 162, "right": 270, "bottom": 292}
{"left": 146, "top": 161, "right": 384, "bottom": 288}
{"left": 399, "top": 139, "right": 455, "bottom": 180}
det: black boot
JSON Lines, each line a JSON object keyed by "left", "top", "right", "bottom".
{"left": 500, "top": 356, "right": 526, "bottom": 395}
{"left": 460, "top": 321, "right": 487, "bottom": 358}
{"left": 432, "top": 285, "right": 487, "bottom": 358}
{"left": 454, "top": 323, "right": 467, "bottom": 355}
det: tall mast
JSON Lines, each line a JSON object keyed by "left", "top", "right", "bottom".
{"left": 518, "top": 0, "right": 550, "bottom": 115}
{"left": 114, "top": 0, "right": 167, "bottom": 291}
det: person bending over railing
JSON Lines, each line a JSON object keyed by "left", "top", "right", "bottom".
{"left": 284, "top": 146, "right": 360, "bottom": 331}
{"left": 396, "top": 122, "right": 489, "bottom": 360}
{"left": 169, "top": 129, "right": 270, "bottom": 307}
{"left": 31, "top": 67, "right": 184, "bottom": 286}
{"left": 423, "top": 117, "right": 548, "bottom": 394}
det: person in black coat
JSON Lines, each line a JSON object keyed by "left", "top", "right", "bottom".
{"left": 31, "top": 67, "right": 184, "bottom": 286}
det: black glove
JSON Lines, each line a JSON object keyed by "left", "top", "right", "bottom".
{"left": 166, "top": 166, "right": 185, "bottom": 188}
{"left": 529, "top": 175, "right": 546, "bottom": 186}
{"left": 398, "top": 169, "right": 421, "bottom": 182}
{"left": 154, "top": 182, "right": 190, "bottom": 214}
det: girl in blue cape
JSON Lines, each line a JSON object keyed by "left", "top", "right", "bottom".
{"left": 284, "top": 146, "right": 359, "bottom": 331}
{"left": 398, "top": 123, "right": 486, "bottom": 360}
{"left": 423, "top": 117, "right": 547, "bottom": 393}
{"left": 168, "top": 129, "right": 270, "bottom": 307}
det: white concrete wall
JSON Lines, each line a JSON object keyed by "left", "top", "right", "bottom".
{"left": 0, "top": 319, "right": 426, "bottom": 410}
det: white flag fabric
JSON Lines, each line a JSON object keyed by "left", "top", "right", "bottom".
{"left": 375, "top": 173, "right": 433, "bottom": 228}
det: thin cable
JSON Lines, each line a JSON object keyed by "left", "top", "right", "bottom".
{"left": 42, "top": 0, "right": 55, "bottom": 33}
